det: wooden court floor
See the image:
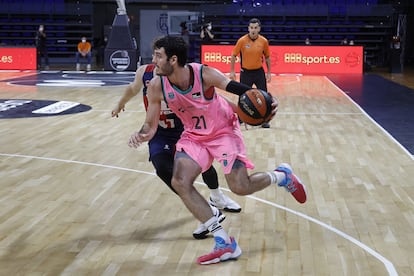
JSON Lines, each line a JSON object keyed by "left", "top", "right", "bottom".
{"left": 0, "top": 70, "right": 413, "bottom": 276}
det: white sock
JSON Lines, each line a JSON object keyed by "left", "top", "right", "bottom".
{"left": 204, "top": 216, "right": 230, "bottom": 243}
{"left": 267, "top": 171, "right": 286, "bottom": 185}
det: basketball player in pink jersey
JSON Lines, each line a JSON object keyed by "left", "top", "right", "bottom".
{"left": 128, "top": 36, "right": 307, "bottom": 265}
{"left": 111, "top": 63, "right": 242, "bottom": 240}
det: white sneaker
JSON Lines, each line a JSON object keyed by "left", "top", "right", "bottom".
{"left": 209, "top": 191, "right": 242, "bottom": 213}
{"left": 193, "top": 206, "right": 225, "bottom": 240}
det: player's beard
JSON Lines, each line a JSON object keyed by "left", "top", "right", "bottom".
{"left": 156, "top": 63, "right": 173, "bottom": 76}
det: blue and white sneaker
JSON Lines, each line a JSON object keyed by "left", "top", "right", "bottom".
{"left": 275, "top": 163, "right": 307, "bottom": 204}
{"left": 197, "top": 236, "right": 242, "bottom": 265}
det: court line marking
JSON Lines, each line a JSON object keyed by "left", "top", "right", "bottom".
{"left": 0, "top": 152, "right": 398, "bottom": 276}
{"left": 325, "top": 76, "right": 414, "bottom": 161}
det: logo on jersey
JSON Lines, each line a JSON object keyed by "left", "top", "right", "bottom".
{"left": 192, "top": 92, "right": 201, "bottom": 99}
{"left": 168, "top": 92, "right": 175, "bottom": 99}
{"left": 222, "top": 153, "right": 228, "bottom": 167}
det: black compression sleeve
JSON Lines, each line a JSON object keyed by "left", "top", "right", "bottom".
{"left": 225, "top": 80, "right": 252, "bottom": 96}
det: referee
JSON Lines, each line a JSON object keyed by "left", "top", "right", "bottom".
{"left": 230, "top": 18, "right": 272, "bottom": 128}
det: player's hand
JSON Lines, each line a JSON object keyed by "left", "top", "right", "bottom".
{"left": 265, "top": 96, "right": 278, "bottom": 122}
{"left": 229, "top": 72, "right": 236, "bottom": 81}
{"left": 128, "top": 125, "right": 152, "bottom": 148}
{"left": 111, "top": 104, "right": 125, "bottom": 117}
{"left": 128, "top": 132, "right": 148, "bottom": 148}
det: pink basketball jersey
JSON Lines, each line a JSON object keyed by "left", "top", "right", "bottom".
{"left": 160, "top": 63, "right": 236, "bottom": 140}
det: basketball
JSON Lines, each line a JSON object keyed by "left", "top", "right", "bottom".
{"left": 237, "top": 88, "right": 273, "bottom": 126}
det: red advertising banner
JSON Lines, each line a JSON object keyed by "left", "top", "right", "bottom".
{"left": 201, "top": 45, "right": 363, "bottom": 74}
{"left": 0, "top": 47, "right": 37, "bottom": 70}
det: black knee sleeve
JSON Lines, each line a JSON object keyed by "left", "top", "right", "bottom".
{"left": 201, "top": 166, "right": 219, "bottom": 190}
{"left": 151, "top": 153, "right": 177, "bottom": 194}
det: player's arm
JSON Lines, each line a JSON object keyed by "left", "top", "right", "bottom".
{"left": 111, "top": 65, "right": 146, "bottom": 117}
{"left": 203, "top": 65, "right": 278, "bottom": 120}
{"left": 128, "top": 77, "right": 162, "bottom": 148}
{"left": 203, "top": 65, "right": 250, "bottom": 96}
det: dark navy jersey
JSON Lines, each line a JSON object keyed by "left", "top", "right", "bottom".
{"left": 142, "top": 64, "right": 184, "bottom": 159}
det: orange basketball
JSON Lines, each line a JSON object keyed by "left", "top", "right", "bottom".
{"left": 237, "top": 89, "right": 273, "bottom": 126}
